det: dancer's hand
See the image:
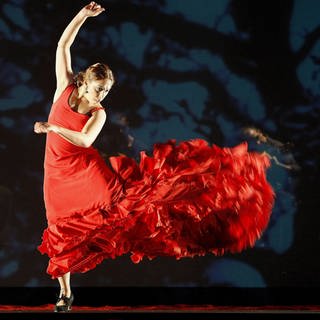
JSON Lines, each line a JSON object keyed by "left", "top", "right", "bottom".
{"left": 34, "top": 122, "right": 57, "bottom": 134}
{"left": 80, "top": 2, "right": 105, "bottom": 18}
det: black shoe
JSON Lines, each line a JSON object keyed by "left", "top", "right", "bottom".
{"left": 54, "top": 293, "right": 74, "bottom": 312}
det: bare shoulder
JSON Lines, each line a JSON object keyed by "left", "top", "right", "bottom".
{"left": 89, "top": 107, "right": 107, "bottom": 125}
{"left": 91, "top": 108, "right": 107, "bottom": 122}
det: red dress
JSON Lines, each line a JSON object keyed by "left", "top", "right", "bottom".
{"left": 38, "top": 84, "right": 275, "bottom": 279}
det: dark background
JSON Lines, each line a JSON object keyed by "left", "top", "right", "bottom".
{"left": 0, "top": 0, "right": 319, "bottom": 302}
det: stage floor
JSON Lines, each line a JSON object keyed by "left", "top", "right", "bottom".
{"left": 2, "top": 288, "right": 320, "bottom": 318}
{"left": 1, "top": 304, "right": 320, "bottom": 319}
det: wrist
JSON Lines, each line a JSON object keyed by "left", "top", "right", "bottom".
{"left": 49, "top": 124, "right": 59, "bottom": 133}
{"left": 78, "top": 10, "right": 89, "bottom": 20}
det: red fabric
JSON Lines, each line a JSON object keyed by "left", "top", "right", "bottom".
{"left": 90, "top": 106, "right": 105, "bottom": 113}
{"left": 38, "top": 84, "right": 275, "bottom": 278}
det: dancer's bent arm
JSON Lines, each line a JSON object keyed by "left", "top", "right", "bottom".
{"left": 34, "top": 109, "right": 106, "bottom": 148}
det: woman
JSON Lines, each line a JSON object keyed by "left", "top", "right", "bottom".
{"left": 34, "top": 2, "right": 274, "bottom": 312}
{"left": 34, "top": 2, "right": 111, "bottom": 312}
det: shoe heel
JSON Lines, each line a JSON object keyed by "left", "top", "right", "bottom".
{"left": 54, "top": 293, "right": 74, "bottom": 313}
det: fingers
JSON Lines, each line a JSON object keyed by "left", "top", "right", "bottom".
{"left": 87, "top": 1, "right": 105, "bottom": 14}
{"left": 34, "top": 122, "right": 48, "bottom": 134}
{"left": 89, "top": 2, "right": 103, "bottom": 10}
{"left": 89, "top": 1, "right": 100, "bottom": 7}
{"left": 34, "top": 122, "right": 43, "bottom": 134}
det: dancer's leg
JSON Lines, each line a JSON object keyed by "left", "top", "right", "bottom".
{"left": 56, "top": 272, "right": 72, "bottom": 306}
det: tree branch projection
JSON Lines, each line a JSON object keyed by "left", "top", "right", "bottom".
{"left": 85, "top": 0, "right": 319, "bottom": 151}
{"left": 3, "top": 0, "right": 319, "bottom": 139}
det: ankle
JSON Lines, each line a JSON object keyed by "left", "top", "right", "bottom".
{"left": 64, "top": 290, "right": 72, "bottom": 298}
{"left": 59, "top": 288, "right": 66, "bottom": 297}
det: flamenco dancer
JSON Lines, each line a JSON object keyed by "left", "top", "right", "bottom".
{"left": 34, "top": 2, "right": 274, "bottom": 312}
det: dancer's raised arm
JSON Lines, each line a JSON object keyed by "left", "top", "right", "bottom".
{"left": 54, "top": 2, "right": 105, "bottom": 101}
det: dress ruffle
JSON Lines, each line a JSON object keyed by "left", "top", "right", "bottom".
{"left": 38, "top": 139, "right": 274, "bottom": 278}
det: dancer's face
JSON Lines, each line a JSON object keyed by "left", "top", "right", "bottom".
{"left": 85, "top": 79, "right": 113, "bottom": 105}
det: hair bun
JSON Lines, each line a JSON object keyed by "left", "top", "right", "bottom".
{"left": 74, "top": 71, "right": 85, "bottom": 87}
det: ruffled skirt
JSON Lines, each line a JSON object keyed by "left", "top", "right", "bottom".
{"left": 38, "top": 139, "right": 274, "bottom": 278}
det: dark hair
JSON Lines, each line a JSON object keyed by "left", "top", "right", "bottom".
{"left": 74, "top": 63, "right": 115, "bottom": 88}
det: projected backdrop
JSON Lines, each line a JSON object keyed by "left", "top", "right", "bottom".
{"left": 0, "top": 0, "right": 319, "bottom": 288}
